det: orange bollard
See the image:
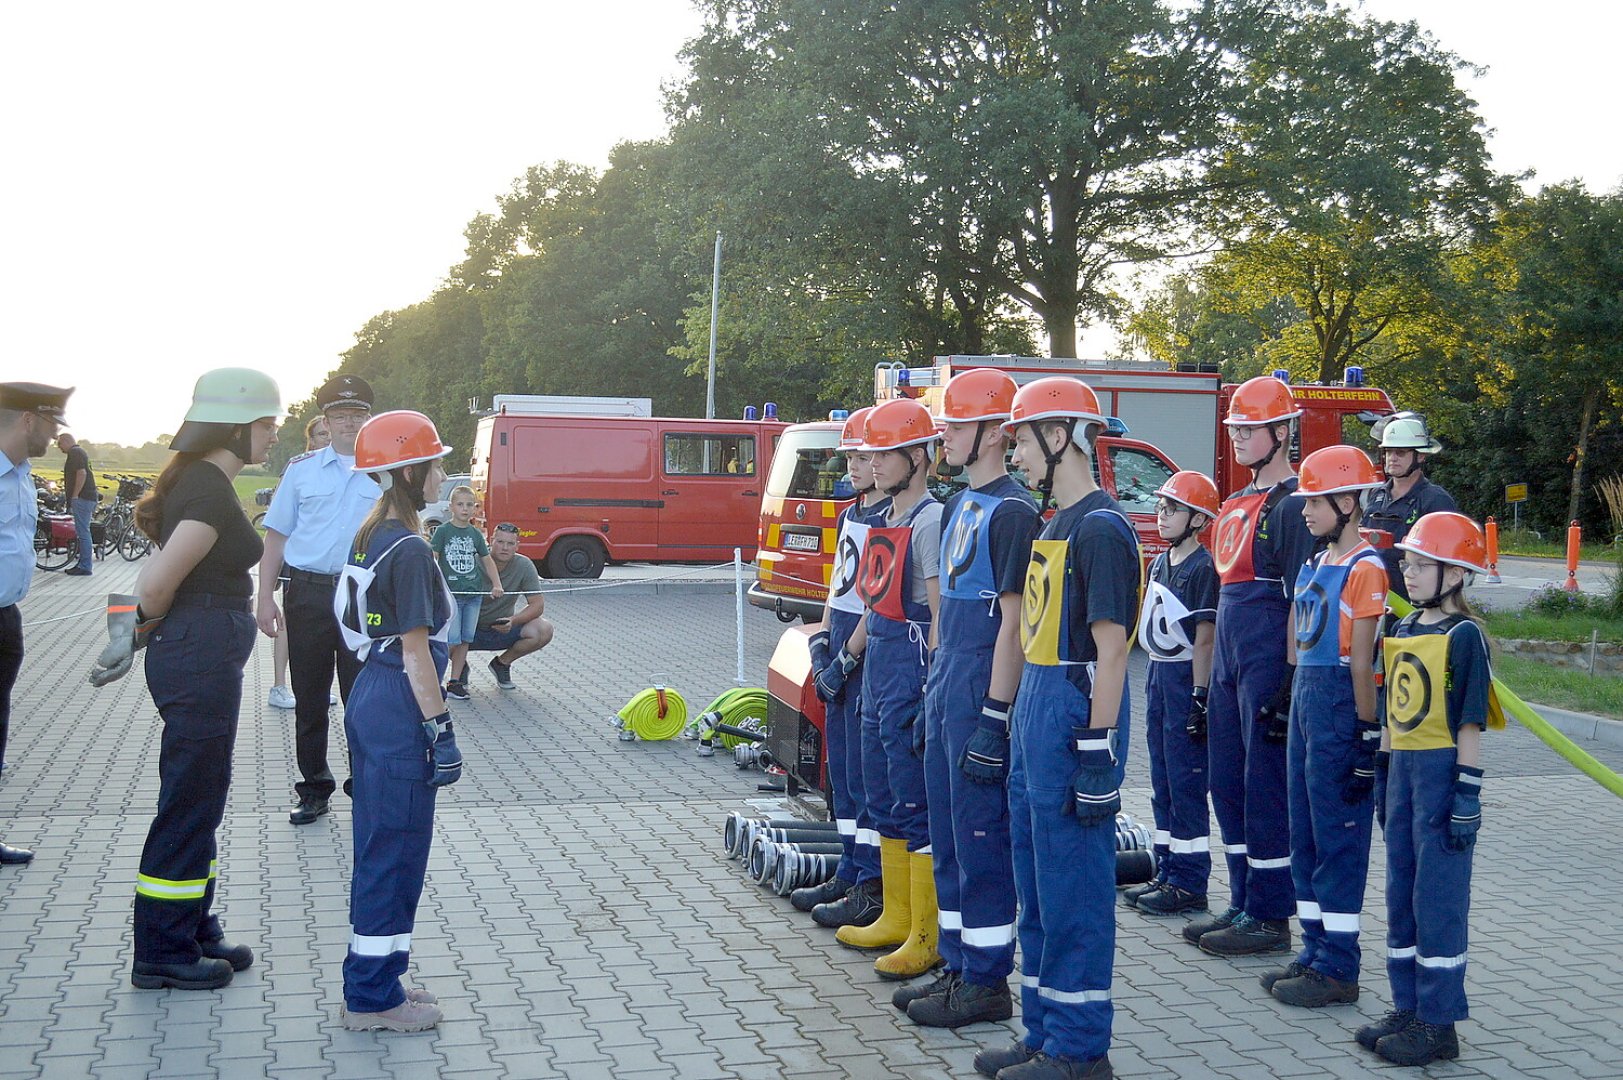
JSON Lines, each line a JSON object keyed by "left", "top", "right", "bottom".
{"left": 1564, "top": 520, "right": 1581, "bottom": 593}
{"left": 1484, "top": 516, "right": 1502, "bottom": 583}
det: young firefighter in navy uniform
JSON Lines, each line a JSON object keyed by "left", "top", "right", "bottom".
{"left": 334, "top": 411, "right": 460, "bottom": 1032}
{"left": 1268, "top": 446, "right": 1387, "bottom": 1008}
{"left": 974, "top": 378, "right": 1138, "bottom": 1080}
{"left": 1189, "top": 376, "right": 1319, "bottom": 960}
{"left": 802, "top": 407, "right": 891, "bottom": 924}
{"left": 88, "top": 369, "right": 283, "bottom": 990}
{"left": 1362, "top": 512, "right": 1499, "bottom": 1067}
{"left": 1126, "top": 471, "right": 1220, "bottom": 918}
{"left": 1361, "top": 413, "right": 1457, "bottom": 602}
{"left": 901, "top": 369, "right": 1038, "bottom": 1029}
{"left": 835, "top": 398, "right": 944, "bottom": 983}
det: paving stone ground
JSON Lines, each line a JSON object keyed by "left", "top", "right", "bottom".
{"left": 2, "top": 558, "right": 1621, "bottom": 1079}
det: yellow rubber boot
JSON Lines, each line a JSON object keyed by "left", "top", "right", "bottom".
{"left": 836, "top": 837, "right": 911, "bottom": 950}
{"left": 875, "top": 850, "right": 942, "bottom": 980}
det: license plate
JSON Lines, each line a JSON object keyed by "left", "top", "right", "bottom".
{"left": 783, "top": 532, "right": 820, "bottom": 553}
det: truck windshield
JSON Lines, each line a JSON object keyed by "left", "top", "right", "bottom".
{"left": 766, "top": 428, "right": 852, "bottom": 500}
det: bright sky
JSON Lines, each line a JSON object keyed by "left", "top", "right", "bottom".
{"left": 3, "top": 1, "right": 1619, "bottom": 445}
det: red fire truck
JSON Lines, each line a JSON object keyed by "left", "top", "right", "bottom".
{"left": 749, "top": 356, "right": 1394, "bottom": 623}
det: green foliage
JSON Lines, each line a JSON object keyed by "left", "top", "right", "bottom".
{"left": 1491, "top": 654, "right": 1623, "bottom": 720}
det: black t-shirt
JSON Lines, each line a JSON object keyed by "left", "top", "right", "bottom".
{"left": 355, "top": 521, "right": 452, "bottom": 639}
{"left": 1042, "top": 489, "right": 1139, "bottom": 670}
{"left": 161, "top": 459, "right": 263, "bottom": 598}
{"left": 64, "top": 445, "right": 94, "bottom": 501}
{"left": 1152, "top": 545, "right": 1220, "bottom": 641}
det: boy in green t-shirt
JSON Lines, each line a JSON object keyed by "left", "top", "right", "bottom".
{"left": 431, "top": 486, "right": 502, "bottom": 699}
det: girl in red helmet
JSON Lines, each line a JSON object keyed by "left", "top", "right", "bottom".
{"left": 1127, "top": 470, "right": 1220, "bottom": 918}
{"left": 1361, "top": 512, "right": 1499, "bottom": 1067}
{"left": 333, "top": 410, "right": 459, "bottom": 1033}
{"left": 1267, "top": 445, "right": 1387, "bottom": 1009}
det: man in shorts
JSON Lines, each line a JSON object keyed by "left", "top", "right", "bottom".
{"left": 468, "top": 523, "right": 554, "bottom": 689}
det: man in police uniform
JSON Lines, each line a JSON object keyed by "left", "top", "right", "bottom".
{"left": 256, "top": 375, "right": 380, "bottom": 825}
{"left": 0, "top": 382, "right": 74, "bottom": 865}
{"left": 1362, "top": 412, "right": 1457, "bottom": 602}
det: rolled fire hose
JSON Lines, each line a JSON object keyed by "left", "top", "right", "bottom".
{"left": 752, "top": 839, "right": 845, "bottom": 884}
{"left": 615, "top": 684, "right": 688, "bottom": 742}
{"left": 725, "top": 813, "right": 836, "bottom": 859}
{"left": 773, "top": 849, "right": 840, "bottom": 896}
{"left": 739, "top": 819, "right": 839, "bottom": 862}
{"left": 1114, "top": 814, "right": 1157, "bottom": 885}
{"left": 687, "top": 688, "right": 769, "bottom": 755}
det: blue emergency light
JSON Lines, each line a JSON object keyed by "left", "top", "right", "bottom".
{"left": 764, "top": 402, "right": 778, "bottom": 419}
{"left": 1272, "top": 369, "right": 1291, "bottom": 383}
{"left": 1104, "top": 417, "right": 1130, "bottom": 437}
{"left": 744, "top": 406, "right": 758, "bottom": 420}
{"left": 828, "top": 409, "right": 851, "bottom": 421}
{"left": 897, "top": 370, "right": 911, "bottom": 386}
{"left": 1343, "top": 365, "right": 1365, "bottom": 387}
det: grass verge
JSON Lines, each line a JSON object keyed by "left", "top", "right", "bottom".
{"left": 1494, "top": 655, "right": 1623, "bottom": 719}
{"left": 1483, "top": 610, "right": 1623, "bottom": 643}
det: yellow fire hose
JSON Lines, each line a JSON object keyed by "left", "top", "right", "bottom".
{"left": 1388, "top": 594, "right": 1622, "bottom": 800}
{"left": 616, "top": 684, "right": 689, "bottom": 741}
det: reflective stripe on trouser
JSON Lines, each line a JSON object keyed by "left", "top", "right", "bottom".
{"left": 861, "top": 627, "right": 930, "bottom": 851}
{"left": 286, "top": 576, "right": 363, "bottom": 802}
{"left": 1208, "top": 585, "right": 1294, "bottom": 919}
{"left": 343, "top": 645, "right": 444, "bottom": 1014}
{"left": 1145, "top": 659, "right": 1211, "bottom": 893}
{"left": 1286, "top": 666, "right": 1375, "bottom": 982}
{"left": 1008, "top": 662, "right": 1127, "bottom": 1061}
{"left": 827, "top": 608, "right": 879, "bottom": 885}
{"left": 1386, "top": 747, "right": 1472, "bottom": 1023}
{"left": 923, "top": 644, "right": 1016, "bottom": 985}
{"left": 134, "top": 607, "right": 255, "bottom": 965}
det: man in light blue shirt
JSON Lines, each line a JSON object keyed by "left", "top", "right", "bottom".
{"left": 0, "top": 381, "right": 73, "bottom": 866}
{"left": 256, "top": 375, "right": 380, "bottom": 825}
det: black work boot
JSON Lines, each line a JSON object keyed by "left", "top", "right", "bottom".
{"left": 811, "top": 877, "right": 882, "bottom": 929}
{"left": 791, "top": 875, "right": 852, "bottom": 913}
{"left": 1135, "top": 884, "right": 1208, "bottom": 916}
{"left": 1356, "top": 1008, "right": 1415, "bottom": 1050}
{"left": 1376, "top": 1020, "right": 1460, "bottom": 1066}
{"left": 998, "top": 1052, "right": 1114, "bottom": 1079}
{"left": 973, "top": 1039, "right": 1038, "bottom": 1078}
{"left": 1271, "top": 968, "right": 1358, "bottom": 1007}
{"left": 892, "top": 968, "right": 957, "bottom": 1011}
{"left": 907, "top": 978, "right": 1013, "bottom": 1028}
{"left": 1122, "top": 868, "right": 1166, "bottom": 907}
{"left": 1182, "top": 903, "right": 1241, "bottom": 944}
{"left": 131, "top": 958, "right": 234, "bottom": 990}
{"left": 288, "top": 796, "right": 330, "bottom": 826}
{"left": 1198, "top": 912, "right": 1292, "bottom": 956}
{"left": 197, "top": 937, "right": 254, "bottom": 972}
{"left": 1258, "top": 960, "right": 1307, "bottom": 993}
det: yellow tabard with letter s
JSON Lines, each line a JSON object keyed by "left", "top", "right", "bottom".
{"left": 1383, "top": 629, "right": 1506, "bottom": 751}
{"left": 1021, "top": 539, "right": 1068, "bottom": 666}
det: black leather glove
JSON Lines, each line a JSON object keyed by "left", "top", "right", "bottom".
{"left": 814, "top": 647, "right": 859, "bottom": 704}
{"left": 1372, "top": 749, "right": 1390, "bottom": 830}
{"left": 1257, "top": 664, "right": 1295, "bottom": 744}
{"left": 1066, "top": 726, "right": 1120, "bottom": 825}
{"left": 1431, "top": 763, "right": 1483, "bottom": 851}
{"left": 1186, "top": 685, "right": 1209, "bottom": 742}
{"left": 908, "top": 705, "right": 926, "bottom": 757}
{"left": 959, "top": 697, "right": 1013, "bottom": 784}
{"left": 421, "top": 712, "right": 463, "bottom": 787}
{"left": 1342, "top": 719, "right": 1382, "bottom": 803}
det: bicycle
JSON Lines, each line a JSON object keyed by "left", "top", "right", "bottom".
{"left": 33, "top": 488, "right": 78, "bottom": 571}
{"left": 94, "top": 475, "right": 150, "bottom": 560}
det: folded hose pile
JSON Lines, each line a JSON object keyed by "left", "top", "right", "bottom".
{"left": 686, "top": 688, "right": 769, "bottom": 756}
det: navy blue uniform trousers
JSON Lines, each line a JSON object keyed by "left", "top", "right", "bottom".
{"left": 923, "top": 642, "right": 1016, "bottom": 986}
{"left": 342, "top": 643, "right": 444, "bottom": 1013}
{"left": 861, "top": 622, "right": 930, "bottom": 850}
{"left": 134, "top": 602, "right": 256, "bottom": 964}
{"left": 1144, "top": 659, "right": 1211, "bottom": 892}
{"left": 826, "top": 607, "right": 879, "bottom": 885}
{"left": 1386, "top": 748, "right": 1474, "bottom": 1022}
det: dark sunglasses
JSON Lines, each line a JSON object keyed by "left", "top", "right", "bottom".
{"left": 493, "top": 523, "right": 520, "bottom": 534}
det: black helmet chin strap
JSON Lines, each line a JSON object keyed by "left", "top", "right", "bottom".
{"left": 1414, "top": 564, "right": 1467, "bottom": 610}
{"left": 1331, "top": 493, "right": 1358, "bottom": 538}
{"left": 1248, "top": 423, "right": 1286, "bottom": 477}
{"left": 1166, "top": 505, "right": 1203, "bottom": 548}
{"left": 1030, "top": 420, "right": 1077, "bottom": 513}
{"left": 964, "top": 420, "right": 989, "bottom": 469}
{"left": 882, "top": 446, "right": 924, "bottom": 498}
{"left": 1386, "top": 451, "right": 1425, "bottom": 479}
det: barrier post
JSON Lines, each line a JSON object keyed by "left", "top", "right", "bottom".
{"left": 735, "top": 547, "right": 746, "bottom": 684}
{"left": 1564, "top": 520, "right": 1581, "bottom": 593}
{"left": 1485, "top": 516, "right": 1502, "bottom": 583}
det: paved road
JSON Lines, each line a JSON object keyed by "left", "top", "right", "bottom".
{"left": 1, "top": 558, "right": 1621, "bottom": 1078}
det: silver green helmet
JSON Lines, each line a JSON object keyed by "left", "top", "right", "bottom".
{"left": 1374, "top": 412, "right": 1442, "bottom": 455}
{"left": 171, "top": 368, "right": 283, "bottom": 453}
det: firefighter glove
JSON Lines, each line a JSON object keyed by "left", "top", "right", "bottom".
{"left": 1342, "top": 719, "right": 1382, "bottom": 803}
{"left": 813, "top": 647, "right": 859, "bottom": 704}
{"left": 1186, "top": 685, "right": 1209, "bottom": 742}
{"left": 89, "top": 594, "right": 162, "bottom": 687}
{"left": 1374, "top": 749, "right": 1391, "bottom": 831}
{"left": 808, "top": 630, "right": 831, "bottom": 676}
{"left": 1067, "top": 726, "right": 1120, "bottom": 825}
{"left": 1257, "top": 664, "right": 1295, "bottom": 744}
{"left": 1433, "top": 763, "right": 1483, "bottom": 851}
{"left": 959, "top": 697, "right": 1012, "bottom": 784}
{"left": 421, "top": 712, "right": 463, "bottom": 787}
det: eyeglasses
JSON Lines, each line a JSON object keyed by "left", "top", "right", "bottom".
{"left": 1227, "top": 425, "right": 1259, "bottom": 442}
{"left": 1398, "top": 560, "right": 1436, "bottom": 576}
{"left": 1154, "top": 500, "right": 1188, "bottom": 517}
{"left": 493, "top": 523, "right": 519, "bottom": 534}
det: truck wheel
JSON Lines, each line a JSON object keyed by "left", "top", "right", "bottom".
{"left": 546, "top": 536, "right": 606, "bottom": 579}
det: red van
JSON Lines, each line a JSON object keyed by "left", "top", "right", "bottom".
{"left": 471, "top": 413, "right": 788, "bottom": 577}
{"left": 749, "top": 420, "right": 1183, "bottom": 623}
